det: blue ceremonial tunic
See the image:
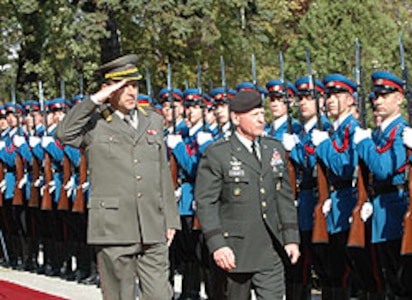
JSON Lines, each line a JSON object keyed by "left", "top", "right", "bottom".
{"left": 289, "top": 115, "right": 332, "bottom": 231}
{"left": 264, "top": 117, "right": 301, "bottom": 141}
{"left": 356, "top": 115, "right": 408, "bottom": 243}
{"left": 315, "top": 114, "right": 359, "bottom": 234}
{"left": 172, "top": 123, "right": 207, "bottom": 216}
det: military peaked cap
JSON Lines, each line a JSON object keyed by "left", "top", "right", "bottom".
{"left": 95, "top": 54, "right": 142, "bottom": 81}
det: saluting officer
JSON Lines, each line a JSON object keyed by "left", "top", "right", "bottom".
{"left": 354, "top": 71, "right": 408, "bottom": 299}
{"left": 56, "top": 54, "right": 180, "bottom": 300}
{"left": 195, "top": 90, "right": 300, "bottom": 299}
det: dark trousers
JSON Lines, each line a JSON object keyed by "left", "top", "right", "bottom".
{"left": 347, "top": 224, "right": 384, "bottom": 295}
{"left": 211, "top": 257, "right": 285, "bottom": 300}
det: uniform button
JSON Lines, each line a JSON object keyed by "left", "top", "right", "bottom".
{"left": 263, "top": 213, "right": 267, "bottom": 219}
{"left": 261, "top": 201, "right": 267, "bottom": 207}
{"left": 109, "top": 136, "right": 113, "bottom": 141}
{"left": 235, "top": 178, "right": 239, "bottom": 183}
{"left": 100, "top": 201, "right": 105, "bottom": 207}
{"left": 260, "top": 188, "right": 266, "bottom": 194}
{"left": 133, "top": 159, "right": 139, "bottom": 163}
{"left": 260, "top": 177, "right": 263, "bottom": 181}
{"left": 136, "top": 175, "right": 142, "bottom": 181}
{"left": 137, "top": 193, "right": 142, "bottom": 198}
{"left": 223, "top": 232, "right": 229, "bottom": 237}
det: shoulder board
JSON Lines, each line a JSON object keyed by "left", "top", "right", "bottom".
{"left": 137, "top": 105, "right": 148, "bottom": 116}
{"left": 99, "top": 105, "right": 113, "bottom": 122}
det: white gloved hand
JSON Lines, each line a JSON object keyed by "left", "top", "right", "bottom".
{"left": 166, "top": 134, "right": 183, "bottom": 149}
{"left": 196, "top": 132, "right": 213, "bottom": 146}
{"left": 41, "top": 136, "right": 55, "bottom": 148}
{"left": 174, "top": 187, "right": 182, "bottom": 202}
{"left": 360, "top": 202, "right": 374, "bottom": 222}
{"left": 282, "top": 133, "right": 300, "bottom": 151}
{"left": 17, "top": 174, "right": 27, "bottom": 189}
{"left": 29, "top": 136, "right": 41, "bottom": 148}
{"left": 402, "top": 127, "right": 412, "bottom": 149}
{"left": 48, "top": 180, "right": 56, "bottom": 194}
{"left": 13, "top": 135, "right": 26, "bottom": 148}
{"left": 311, "top": 129, "right": 329, "bottom": 146}
{"left": 354, "top": 127, "right": 372, "bottom": 145}
{"left": 64, "top": 176, "right": 75, "bottom": 191}
{"left": 34, "top": 175, "right": 44, "bottom": 187}
{"left": 322, "top": 198, "right": 332, "bottom": 216}
{"left": 81, "top": 182, "right": 90, "bottom": 193}
{"left": 0, "top": 141, "right": 5, "bottom": 151}
{"left": 0, "top": 179, "right": 6, "bottom": 193}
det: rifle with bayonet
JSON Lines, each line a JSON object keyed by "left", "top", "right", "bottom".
{"left": 400, "top": 34, "right": 412, "bottom": 255}
{"left": 72, "top": 76, "right": 86, "bottom": 213}
{"left": 306, "top": 48, "right": 329, "bottom": 244}
{"left": 58, "top": 79, "right": 70, "bottom": 211}
{"left": 280, "top": 51, "right": 297, "bottom": 202}
{"left": 167, "top": 64, "right": 179, "bottom": 191}
{"left": 197, "top": 61, "right": 207, "bottom": 133}
{"left": 39, "top": 81, "right": 53, "bottom": 211}
{"left": 348, "top": 39, "right": 369, "bottom": 248}
{"left": 28, "top": 90, "right": 41, "bottom": 208}
{"left": 12, "top": 85, "right": 24, "bottom": 206}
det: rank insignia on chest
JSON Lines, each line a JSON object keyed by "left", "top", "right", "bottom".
{"left": 233, "top": 187, "right": 241, "bottom": 196}
{"left": 229, "top": 157, "right": 245, "bottom": 177}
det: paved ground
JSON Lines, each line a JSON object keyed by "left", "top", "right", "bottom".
{"left": 0, "top": 266, "right": 209, "bottom": 300}
{"left": 0, "top": 266, "right": 327, "bottom": 299}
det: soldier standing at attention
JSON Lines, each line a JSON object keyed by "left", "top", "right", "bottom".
{"left": 355, "top": 71, "right": 408, "bottom": 299}
{"left": 310, "top": 74, "right": 360, "bottom": 299}
{"left": 195, "top": 90, "right": 300, "bottom": 299}
{"left": 264, "top": 79, "right": 301, "bottom": 140}
{"left": 56, "top": 54, "right": 180, "bottom": 300}
{"left": 282, "top": 77, "right": 332, "bottom": 299}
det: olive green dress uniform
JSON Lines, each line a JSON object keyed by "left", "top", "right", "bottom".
{"left": 55, "top": 96, "right": 180, "bottom": 300}
{"left": 195, "top": 133, "right": 299, "bottom": 299}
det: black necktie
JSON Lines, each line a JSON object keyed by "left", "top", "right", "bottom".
{"left": 252, "top": 141, "right": 260, "bottom": 161}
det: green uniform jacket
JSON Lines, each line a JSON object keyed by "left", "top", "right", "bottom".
{"left": 55, "top": 97, "right": 180, "bottom": 245}
{"left": 195, "top": 134, "right": 299, "bottom": 272}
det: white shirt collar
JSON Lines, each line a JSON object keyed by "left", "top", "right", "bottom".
{"left": 304, "top": 118, "right": 317, "bottom": 133}
{"left": 272, "top": 115, "right": 288, "bottom": 131}
{"left": 235, "top": 132, "right": 259, "bottom": 153}
{"left": 380, "top": 113, "right": 401, "bottom": 132}
{"left": 189, "top": 121, "right": 203, "bottom": 136}
{"left": 333, "top": 113, "right": 351, "bottom": 131}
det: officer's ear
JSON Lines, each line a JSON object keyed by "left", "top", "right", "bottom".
{"left": 231, "top": 111, "right": 240, "bottom": 126}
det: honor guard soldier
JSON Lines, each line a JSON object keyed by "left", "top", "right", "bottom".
{"left": 265, "top": 79, "right": 301, "bottom": 140}
{"left": 159, "top": 87, "right": 188, "bottom": 139}
{"left": 195, "top": 90, "right": 300, "bottom": 299}
{"left": 282, "top": 77, "right": 332, "bottom": 299}
{"left": 203, "top": 94, "right": 218, "bottom": 137}
{"left": 309, "top": 74, "right": 361, "bottom": 299}
{"left": 166, "top": 87, "right": 212, "bottom": 299}
{"left": 3, "top": 102, "right": 31, "bottom": 270}
{"left": 209, "top": 87, "right": 236, "bottom": 140}
{"left": 354, "top": 71, "right": 408, "bottom": 299}
{"left": 56, "top": 54, "right": 180, "bottom": 300}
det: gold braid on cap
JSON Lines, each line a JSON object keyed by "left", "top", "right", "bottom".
{"left": 105, "top": 67, "right": 141, "bottom": 80}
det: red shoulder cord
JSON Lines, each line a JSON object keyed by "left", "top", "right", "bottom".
{"left": 332, "top": 125, "right": 351, "bottom": 153}
{"left": 376, "top": 126, "right": 398, "bottom": 154}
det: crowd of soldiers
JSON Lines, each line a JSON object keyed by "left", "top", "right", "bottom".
{"left": 0, "top": 96, "right": 98, "bottom": 285}
{"left": 0, "top": 66, "right": 412, "bottom": 300}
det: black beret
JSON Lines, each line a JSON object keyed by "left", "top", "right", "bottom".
{"left": 94, "top": 54, "right": 142, "bottom": 81}
{"left": 229, "top": 90, "right": 262, "bottom": 113}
